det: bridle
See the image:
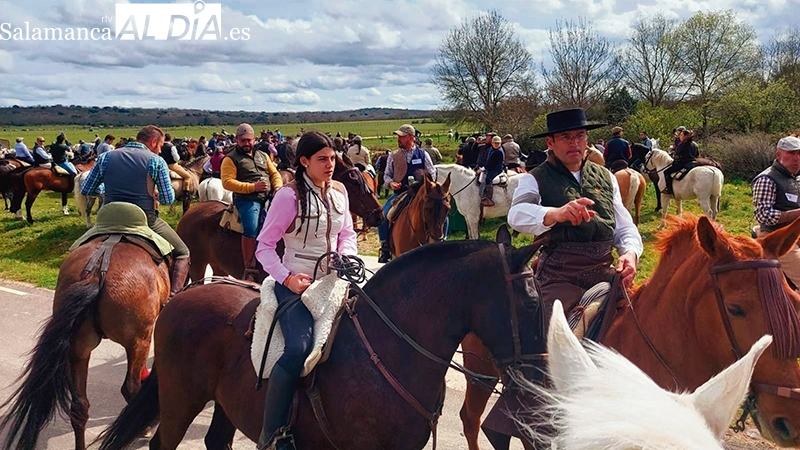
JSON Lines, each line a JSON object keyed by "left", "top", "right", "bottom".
{"left": 407, "top": 191, "right": 451, "bottom": 245}
{"left": 334, "top": 164, "right": 381, "bottom": 221}
{"left": 629, "top": 258, "right": 800, "bottom": 432}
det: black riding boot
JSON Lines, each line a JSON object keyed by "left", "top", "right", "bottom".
{"left": 662, "top": 175, "right": 673, "bottom": 195}
{"left": 378, "top": 240, "right": 392, "bottom": 264}
{"left": 169, "top": 257, "right": 190, "bottom": 297}
{"left": 257, "top": 363, "right": 298, "bottom": 450}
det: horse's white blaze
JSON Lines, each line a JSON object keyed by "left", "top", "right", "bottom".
{"left": 198, "top": 177, "right": 233, "bottom": 204}
{"left": 518, "top": 300, "right": 771, "bottom": 450}
{"left": 434, "top": 164, "right": 522, "bottom": 239}
{"left": 645, "top": 149, "right": 724, "bottom": 227}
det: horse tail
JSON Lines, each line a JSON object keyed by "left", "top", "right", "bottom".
{"left": 713, "top": 168, "right": 724, "bottom": 197}
{"left": 73, "top": 172, "right": 87, "bottom": 217}
{"left": 96, "top": 367, "right": 160, "bottom": 450}
{"left": 0, "top": 276, "right": 102, "bottom": 450}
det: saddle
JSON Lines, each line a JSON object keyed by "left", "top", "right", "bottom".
{"left": 670, "top": 161, "right": 698, "bottom": 181}
{"left": 386, "top": 190, "right": 412, "bottom": 224}
{"left": 476, "top": 171, "right": 509, "bottom": 186}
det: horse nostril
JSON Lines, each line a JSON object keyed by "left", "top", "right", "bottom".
{"left": 773, "top": 417, "right": 796, "bottom": 441}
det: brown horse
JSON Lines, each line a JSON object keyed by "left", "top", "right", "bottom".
{"left": 460, "top": 215, "right": 800, "bottom": 450}
{"left": 9, "top": 160, "right": 95, "bottom": 224}
{"left": 352, "top": 169, "right": 379, "bottom": 234}
{"left": 96, "top": 233, "right": 547, "bottom": 450}
{"left": 170, "top": 156, "right": 207, "bottom": 214}
{"left": 0, "top": 233, "right": 170, "bottom": 450}
{"left": 177, "top": 155, "right": 383, "bottom": 283}
{"left": 390, "top": 174, "right": 452, "bottom": 257}
{"left": 0, "top": 158, "right": 25, "bottom": 209}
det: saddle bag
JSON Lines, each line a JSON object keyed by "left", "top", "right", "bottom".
{"left": 220, "top": 202, "right": 244, "bottom": 234}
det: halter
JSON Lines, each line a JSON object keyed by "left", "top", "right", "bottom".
{"left": 407, "top": 192, "right": 451, "bottom": 244}
{"left": 629, "top": 257, "right": 800, "bottom": 432}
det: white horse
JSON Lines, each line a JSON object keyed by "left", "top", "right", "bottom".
{"left": 644, "top": 148, "right": 723, "bottom": 228}
{"left": 198, "top": 177, "right": 232, "bottom": 204}
{"left": 517, "top": 300, "right": 771, "bottom": 450}
{"left": 435, "top": 164, "right": 522, "bottom": 239}
{"left": 73, "top": 171, "right": 104, "bottom": 228}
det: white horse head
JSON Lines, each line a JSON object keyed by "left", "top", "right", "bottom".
{"left": 517, "top": 300, "right": 771, "bottom": 449}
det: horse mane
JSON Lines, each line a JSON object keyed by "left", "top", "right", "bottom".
{"left": 654, "top": 214, "right": 762, "bottom": 262}
{"left": 180, "top": 155, "right": 208, "bottom": 173}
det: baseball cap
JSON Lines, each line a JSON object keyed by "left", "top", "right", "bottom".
{"left": 235, "top": 123, "right": 255, "bottom": 138}
{"left": 393, "top": 124, "right": 416, "bottom": 137}
{"left": 492, "top": 136, "right": 502, "bottom": 144}
{"left": 777, "top": 136, "right": 800, "bottom": 152}
{"left": 676, "top": 126, "right": 687, "bottom": 132}
{"left": 612, "top": 126, "right": 623, "bottom": 134}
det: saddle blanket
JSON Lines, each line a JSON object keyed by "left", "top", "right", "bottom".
{"left": 53, "top": 165, "right": 70, "bottom": 175}
{"left": 251, "top": 273, "right": 350, "bottom": 378}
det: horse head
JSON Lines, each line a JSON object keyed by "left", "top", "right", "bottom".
{"left": 525, "top": 299, "right": 771, "bottom": 450}
{"left": 409, "top": 173, "right": 451, "bottom": 243}
{"left": 332, "top": 154, "right": 383, "bottom": 227}
{"left": 640, "top": 215, "right": 800, "bottom": 446}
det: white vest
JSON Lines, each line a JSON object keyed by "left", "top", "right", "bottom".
{"left": 283, "top": 173, "right": 348, "bottom": 279}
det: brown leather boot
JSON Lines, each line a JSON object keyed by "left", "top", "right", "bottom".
{"left": 481, "top": 185, "right": 495, "bottom": 206}
{"left": 241, "top": 236, "right": 260, "bottom": 282}
{"left": 169, "top": 257, "right": 190, "bottom": 297}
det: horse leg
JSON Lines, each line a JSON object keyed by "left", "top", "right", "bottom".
{"left": 85, "top": 197, "right": 95, "bottom": 228}
{"left": 204, "top": 403, "right": 237, "bottom": 450}
{"left": 62, "top": 191, "right": 69, "bottom": 215}
{"left": 467, "top": 217, "right": 479, "bottom": 240}
{"left": 460, "top": 333, "right": 500, "bottom": 450}
{"left": 69, "top": 320, "right": 102, "bottom": 450}
{"left": 149, "top": 381, "right": 209, "bottom": 450}
{"left": 25, "top": 190, "right": 38, "bottom": 224}
{"left": 658, "top": 194, "right": 670, "bottom": 229}
{"left": 121, "top": 333, "right": 152, "bottom": 402}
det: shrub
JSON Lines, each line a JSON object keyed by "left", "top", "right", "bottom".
{"left": 702, "top": 133, "right": 775, "bottom": 182}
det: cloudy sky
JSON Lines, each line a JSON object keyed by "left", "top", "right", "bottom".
{"left": 0, "top": 0, "right": 794, "bottom": 112}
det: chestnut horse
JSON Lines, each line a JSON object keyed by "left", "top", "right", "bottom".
{"left": 96, "top": 235, "right": 546, "bottom": 450}
{"left": 352, "top": 169, "right": 378, "bottom": 233}
{"left": 0, "top": 232, "right": 171, "bottom": 450}
{"left": 390, "top": 174, "right": 452, "bottom": 256}
{"left": 460, "top": 215, "right": 800, "bottom": 450}
{"left": 9, "top": 159, "right": 95, "bottom": 224}
{"left": 170, "top": 156, "right": 207, "bottom": 214}
{"left": 177, "top": 155, "right": 383, "bottom": 283}
{"left": 613, "top": 167, "right": 646, "bottom": 225}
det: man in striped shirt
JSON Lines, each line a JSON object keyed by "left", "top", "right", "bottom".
{"left": 752, "top": 136, "right": 800, "bottom": 288}
{"left": 81, "top": 125, "right": 191, "bottom": 296}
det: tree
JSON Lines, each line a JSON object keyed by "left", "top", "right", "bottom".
{"left": 619, "top": 14, "right": 687, "bottom": 106}
{"left": 764, "top": 27, "right": 800, "bottom": 97}
{"left": 432, "top": 10, "right": 536, "bottom": 131}
{"left": 603, "top": 87, "right": 637, "bottom": 124}
{"left": 712, "top": 79, "right": 800, "bottom": 134}
{"left": 674, "top": 10, "right": 760, "bottom": 129}
{"left": 493, "top": 78, "right": 545, "bottom": 138}
{"left": 542, "top": 18, "right": 620, "bottom": 110}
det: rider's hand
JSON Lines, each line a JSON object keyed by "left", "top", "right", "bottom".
{"left": 552, "top": 198, "right": 596, "bottom": 226}
{"left": 389, "top": 181, "right": 401, "bottom": 190}
{"left": 253, "top": 180, "right": 269, "bottom": 192}
{"left": 285, "top": 273, "right": 313, "bottom": 295}
{"left": 616, "top": 251, "right": 638, "bottom": 288}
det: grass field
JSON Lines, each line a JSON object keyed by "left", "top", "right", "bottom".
{"left": 0, "top": 120, "right": 467, "bottom": 150}
{"left": 0, "top": 170, "right": 756, "bottom": 290}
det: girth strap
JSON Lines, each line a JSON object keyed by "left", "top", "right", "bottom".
{"left": 305, "top": 371, "right": 345, "bottom": 450}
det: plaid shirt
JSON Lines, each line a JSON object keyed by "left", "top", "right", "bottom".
{"left": 81, "top": 142, "right": 174, "bottom": 205}
{"left": 752, "top": 176, "right": 781, "bottom": 227}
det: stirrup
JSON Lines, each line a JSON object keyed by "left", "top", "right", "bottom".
{"left": 258, "top": 428, "right": 296, "bottom": 450}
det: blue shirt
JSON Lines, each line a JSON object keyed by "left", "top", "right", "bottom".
{"left": 81, "top": 142, "right": 174, "bottom": 205}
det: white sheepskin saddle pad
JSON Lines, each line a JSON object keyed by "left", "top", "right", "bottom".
{"left": 251, "top": 273, "right": 350, "bottom": 378}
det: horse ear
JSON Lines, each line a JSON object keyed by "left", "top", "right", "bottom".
{"left": 759, "top": 217, "right": 800, "bottom": 259}
{"left": 547, "top": 300, "right": 596, "bottom": 393}
{"left": 687, "top": 335, "right": 772, "bottom": 439}
{"left": 697, "top": 216, "right": 735, "bottom": 261}
{"left": 441, "top": 173, "right": 451, "bottom": 192}
{"left": 496, "top": 224, "right": 512, "bottom": 246}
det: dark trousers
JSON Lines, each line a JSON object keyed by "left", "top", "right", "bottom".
{"left": 146, "top": 212, "right": 190, "bottom": 259}
{"left": 273, "top": 283, "right": 314, "bottom": 375}
{"left": 663, "top": 161, "right": 687, "bottom": 193}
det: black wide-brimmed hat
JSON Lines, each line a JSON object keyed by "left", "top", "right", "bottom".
{"left": 531, "top": 108, "right": 606, "bottom": 138}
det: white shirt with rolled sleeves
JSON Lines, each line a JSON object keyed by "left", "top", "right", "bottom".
{"left": 508, "top": 171, "right": 643, "bottom": 259}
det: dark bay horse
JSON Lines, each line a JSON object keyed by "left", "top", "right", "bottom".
{"left": 9, "top": 159, "right": 95, "bottom": 224}
{"left": 390, "top": 174, "right": 451, "bottom": 256}
{"left": 0, "top": 230, "right": 171, "bottom": 450}
{"left": 460, "top": 215, "right": 800, "bottom": 450}
{"left": 96, "top": 234, "right": 546, "bottom": 450}
{"left": 177, "top": 155, "right": 383, "bottom": 282}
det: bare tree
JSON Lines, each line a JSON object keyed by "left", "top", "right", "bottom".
{"left": 542, "top": 18, "right": 620, "bottom": 110}
{"left": 764, "top": 27, "right": 800, "bottom": 97}
{"left": 432, "top": 10, "right": 536, "bottom": 131}
{"left": 619, "top": 14, "right": 687, "bottom": 106}
{"left": 674, "top": 10, "right": 759, "bottom": 129}
{"left": 494, "top": 78, "right": 545, "bottom": 138}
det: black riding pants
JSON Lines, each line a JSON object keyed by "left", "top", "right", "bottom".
{"left": 273, "top": 282, "right": 314, "bottom": 376}
{"left": 663, "top": 161, "right": 688, "bottom": 192}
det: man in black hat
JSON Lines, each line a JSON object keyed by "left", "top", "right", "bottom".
{"left": 482, "top": 108, "right": 643, "bottom": 448}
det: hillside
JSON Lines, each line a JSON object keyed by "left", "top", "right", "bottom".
{"left": 0, "top": 106, "right": 435, "bottom": 127}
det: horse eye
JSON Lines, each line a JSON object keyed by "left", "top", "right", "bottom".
{"left": 726, "top": 304, "right": 746, "bottom": 318}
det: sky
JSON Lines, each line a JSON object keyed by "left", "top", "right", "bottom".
{"left": 0, "top": 0, "right": 795, "bottom": 113}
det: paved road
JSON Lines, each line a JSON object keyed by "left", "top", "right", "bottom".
{"left": 0, "top": 259, "right": 523, "bottom": 449}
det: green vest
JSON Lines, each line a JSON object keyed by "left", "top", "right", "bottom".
{"left": 531, "top": 155, "right": 615, "bottom": 243}
{"left": 753, "top": 160, "right": 800, "bottom": 232}
{"left": 225, "top": 146, "right": 272, "bottom": 202}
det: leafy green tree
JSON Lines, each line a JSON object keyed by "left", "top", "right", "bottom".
{"left": 604, "top": 87, "right": 637, "bottom": 124}
{"left": 432, "top": 10, "right": 537, "bottom": 131}
{"left": 712, "top": 79, "right": 800, "bottom": 134}
{"left": 623, "top": 102, "right": 703, "bottom": 146}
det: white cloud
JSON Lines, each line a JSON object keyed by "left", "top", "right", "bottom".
{"left": 268, "top": 91, "right": 321, "bottom": 105}
{"left": 366, "top": 87, "right": 382, "bottom": 97}
{"left": 0, "top": 50, "right": 14, "bottom": 73}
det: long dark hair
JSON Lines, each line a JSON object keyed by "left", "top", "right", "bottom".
{"left": 293, "top": 131, "right": 334, "bottom": 237}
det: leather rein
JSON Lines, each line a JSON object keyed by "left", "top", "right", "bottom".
{"left": 628, "top": 258, "right": 800, "bottom": 432}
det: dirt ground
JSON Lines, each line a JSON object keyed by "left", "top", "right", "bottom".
{"left": 723, "top": 418, "right": 778, "bottom": 449}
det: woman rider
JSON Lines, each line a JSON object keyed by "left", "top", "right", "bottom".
{"left": 662, "top": 128, "right": 699, "bottom": 195}
{"left": 254, "top": 131, "right": 358, "bottom": 450}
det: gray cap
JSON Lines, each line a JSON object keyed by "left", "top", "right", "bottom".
{"left": 676, "top": 126, "right": 687, "bottom": 132}
{"left": 393, "top": 124, "right": 416, "bottom": 137}
{"left": 235, "top": 123, "right": 255, "bottom": 138}
{"left": 777, "top": 136, "right": 800, "bottom": 152}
